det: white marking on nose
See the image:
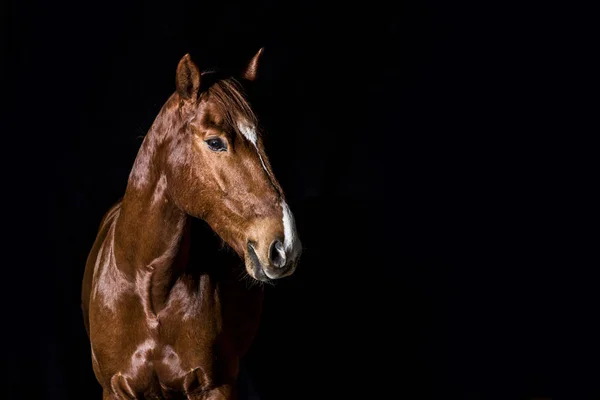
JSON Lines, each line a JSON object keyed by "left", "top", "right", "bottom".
{"left": 281, "top": 201, "right": 300, "bottom": 258}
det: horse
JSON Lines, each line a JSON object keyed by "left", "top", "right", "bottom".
{"left": 81, "top": 49, "right": 302, "bottom": 399}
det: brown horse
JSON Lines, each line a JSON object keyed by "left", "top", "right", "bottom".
{"left": 81, "top": 49, "right": 302, "bottom": 399}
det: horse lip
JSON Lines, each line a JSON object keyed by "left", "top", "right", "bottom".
{"left": 246, "top": 243, "right": 271, "bottom": 282}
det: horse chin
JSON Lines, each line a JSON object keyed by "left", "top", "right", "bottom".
{"left": 244, "top": 245, "right": 272, "bottom": 283}
{"left": 246, "top": 263, "right": 273, "bottom": 283}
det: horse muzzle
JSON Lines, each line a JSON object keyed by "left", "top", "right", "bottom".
{"left": 245, "top": 239, "right": 299, "bottom": 282}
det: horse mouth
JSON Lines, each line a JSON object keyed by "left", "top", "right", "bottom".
{"left": 246, "top": 242, "right": 273, "bottom": 283}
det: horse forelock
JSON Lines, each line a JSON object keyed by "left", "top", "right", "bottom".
{"left": 203, "top": 76, "right": 259, "bottom": 142}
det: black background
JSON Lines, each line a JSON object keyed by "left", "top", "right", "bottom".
{"left": 2, "top": 0, "right": 595, "bottom": 398}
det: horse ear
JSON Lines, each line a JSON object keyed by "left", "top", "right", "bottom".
{"left": 176, "top": 53, "right": 201, "bottom": 101}
{"left": 242, "top": 48, "right": 264, "bottom": 81}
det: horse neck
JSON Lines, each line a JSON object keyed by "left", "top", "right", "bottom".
{"left": 113, "top": 95, "right": 189, "bottom": 309}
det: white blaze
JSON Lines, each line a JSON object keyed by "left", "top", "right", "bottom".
{"left": 238, "top": 120, "right": 301, "bottom": 258}
{"left": 238, "top": 121, "right": 258, "bottom": 145}
{"left": 238, "top": 121, "right": 269, "bottom": 173}
{"left": 281, "top": 201, "right": 300, "bottom": 257}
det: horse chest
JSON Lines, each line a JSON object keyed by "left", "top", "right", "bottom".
{"left": 99, "top": 290, "right": 228, "bottom": 397}
{"left": 90, "top": 247, "right": 261, "bottom": 397}
{"left": 107, "top": 338, "right": 221, "bottom": 398}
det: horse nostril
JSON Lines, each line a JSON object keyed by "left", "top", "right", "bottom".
{"left": 268, "top": 240, "right": 286, "bottom": 268}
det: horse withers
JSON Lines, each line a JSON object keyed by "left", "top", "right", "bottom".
{"left": 81, "top": 49, "right": 302, "bottom": 399}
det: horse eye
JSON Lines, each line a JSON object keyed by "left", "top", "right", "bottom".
{"left": 205, "top": 138, "right": 227, "bottom": 152}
